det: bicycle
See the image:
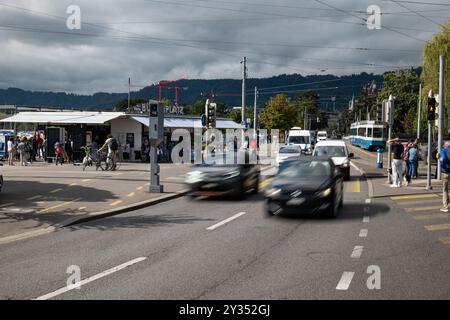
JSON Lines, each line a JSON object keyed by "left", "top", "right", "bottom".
{"left": 97, "top": 150, "right": 121, "bottom": 171}
{"left": 81, "top": 146, "right": 103, "bottom": 171}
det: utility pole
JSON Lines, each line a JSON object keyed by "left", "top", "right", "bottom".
{"left": 128, "top": 77, "right": 131, "bottom": 111}
{"left": 304, "top": 106, "right": 307, "bottom": 129}
{"left": 387, "top": 95, "right": 394, "bottom": 185}
{"left": 437, "top": 55, "right": 445, "bottom": 181}
{"left": 253, "top": 86, "right": 258, "bottom": 132}
{"left": 241, "top": 57, "right": 247, "bottom": 129}
{"left": 417, "top": 83, "right": 422, "bottom": 140}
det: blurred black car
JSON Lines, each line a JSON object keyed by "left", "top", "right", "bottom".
{"left": 265, "top": 157, "right": 344, "bottom": 218}
{"left": 185, "top": 152, "right": 260, "bottom": 199}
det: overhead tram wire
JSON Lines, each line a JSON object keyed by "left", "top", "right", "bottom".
{"left": 388, "top": 0, "right": 448, "bottom": 29}
{"left": 381, "top": 0, "right": 450, "bottom": 7}
{"left": 312, "top": 0, "right": 426, "bottom": 43}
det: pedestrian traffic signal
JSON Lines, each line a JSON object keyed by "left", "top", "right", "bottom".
{"left": 201, "top": 114, "right": 206, "bottom": 127}
{"left": 427, "top": 97, "right": 436, "bottom": 121}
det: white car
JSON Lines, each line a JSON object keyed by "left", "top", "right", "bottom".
{"left": 312, "top": 140, "right": 353, "bottom": 180}
{"left": 276, "top": 146, "right": 302, "bottom": 166}
{"left": 317, "top": 131, "right": 327, "bottom": 141}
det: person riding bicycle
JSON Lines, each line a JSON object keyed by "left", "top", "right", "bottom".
{"left": 100, "top": 134, "right": 118, "bottom": 170}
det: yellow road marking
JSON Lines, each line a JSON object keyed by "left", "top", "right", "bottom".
{"left": 69, "top": 183, "right": 78, "bottom": 186}
{"left": 391, "top": 194, "right": 438, "bottom": 200}
{"left": 82, "top": 179, "right": 91, "bottom": 182}
{"left": 345, "top": 179, "right": 361, "bottom": 193}
{"left": 78, "top": 206, "right": 87, "bottom": 210}
{"left": 439, "top": 236, "right": 450, "bottom": 244}
{"left": 405, "top": 206, "right": 442, "bottom": 212}
{"left": 259, "top": 178, "right": 273, "bottom": 189}
{"left": 38, "top": 198, "right": 82, "bottom": 213}
{"left": 50, "top": 188, "right": 63, "bottom": 194}
{"left": 136, "top": 186, "right": 144, "bottom": 191}
{"left": 27, "top": 195, "right": 42, "bottom": 201}
{"left": 413, "top": 213, "right": 450, "bottom": 220}
{"left": 110, "top": 200, "right": 123, "bottom": 206}
{"left": 0, "top": 202, "right": 15, "bottom": 208}
{"left": 396, "top": 199, "right": 441, "bottom": 206}
{"left": 424, "top": 223, "right": 450, "bottom": 231}
{"left": 127, "top": 192, "right": 135, "bottom": 197}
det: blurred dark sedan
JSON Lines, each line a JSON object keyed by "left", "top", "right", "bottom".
{"left": 265, "top": 157, "right": 344, "bottom": 218}
{"left": 185, "top": 152, "right": 260, "bottom": 199}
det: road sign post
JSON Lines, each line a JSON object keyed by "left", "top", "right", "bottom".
{"left": 386, "top": 95, "right": 394, "bottom": 185}
{"left": 149, "top": 101, "right": 164, "bottom": 193}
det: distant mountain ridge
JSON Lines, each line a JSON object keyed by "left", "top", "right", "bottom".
{"left": 0, "top": 73, "right": 385, "bottom": 110}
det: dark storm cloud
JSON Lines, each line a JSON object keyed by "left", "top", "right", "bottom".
{"left": 0, "top": 0, "right": 446, "bottom": 93}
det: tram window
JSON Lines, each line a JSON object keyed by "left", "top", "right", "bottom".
{"left": 358, "top": 127, "right": 365, "bottom": 136}
{"left": 373, "top": 128, "right": 383, "bottom": 138}
{"left": 367, "top": 128, "right": 373, "bottom": 138}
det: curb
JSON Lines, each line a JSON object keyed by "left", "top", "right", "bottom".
{"left": 58, "top": 189, "right": 189, "bottom": 227}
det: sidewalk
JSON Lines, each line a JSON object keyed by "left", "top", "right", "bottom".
{"left": 347, "top": 143, "right": 443, "bottom": 198}
{"left": 0, "top": 162, "right": 191, "bottom": 241}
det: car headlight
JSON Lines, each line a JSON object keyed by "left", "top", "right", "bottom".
{"left": 265, "top": 188, "right": 281, "bottom": 198}
{"left": 185, "top": 171, "right": 204, "bottom": 184}
{"left": 318, "top": 187, "right": 332, "bottom": 198}
{"left": 223, "top": 169, "right": 240, "bottom": 179}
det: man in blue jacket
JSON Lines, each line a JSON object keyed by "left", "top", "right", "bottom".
{"left": 439, "top": 141, "right": 450, "bottom": 212}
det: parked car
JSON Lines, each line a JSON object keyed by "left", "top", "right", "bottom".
{"left": 312, "top": 140, "right": 353, "bottom": 181}
{"left": 185, "top": 152, "right": 260, "bottom": 199}
{"left": 265, "top": 157, "right": 344, "bottom": 218}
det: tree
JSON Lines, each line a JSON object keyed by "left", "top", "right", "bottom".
{"left": 422, "top": 21, "right": 450, "bottom": 135}
{"left": 114, "top": 98, "right": 147, "bottom": 112}
{"left": 378, "top": 69, "right": 420, "bottom": 135}
{"left": 259, "top": 94, "right": 300, "bottom": 134}
{"left": 294, "top": 90, "right": 321, "bottom": 129}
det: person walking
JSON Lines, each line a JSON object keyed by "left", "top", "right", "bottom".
{"left": 404, "top": 142, "right": 412, "bottom": 186}
{"left": 413, "top": 138, "right": 420, "bottom": 179}
{"left": 387, "top": 137, "right": 404, "bottom": 188}
{"left": 7, "top": 137, "right": 15, "bottom": 166}
{"left": 407, "top": 142, "right": 418, "bottom": 186}
{"left": 439, "top": 141, "right": 450, "bottom": 212}
{"left": 17, "top": 137, "right": 28, "bottom": 166}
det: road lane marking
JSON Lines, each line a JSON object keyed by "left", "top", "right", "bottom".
{"left": 110, "top": 200, "right": 123, "bottom": 206}
{"left": 259, "top": 178, "right": 273, "bottom": 189}
{"left": 424, "top": 223, "right": 450, "bottom": 231}
{"left": 82, "top": 179, "right": 91, "bottom": 182}
{"left": 396, "top": 199, "right": 441, "bottom": 206}
{"left": 0, "top": 202, "right": 15, "bottom": 208}
{"left": 350, "top": 162, "right": 363, "bottom": 175}
{"left": 78, "top": 207, "right": 87, "bottom": 210}
{"left": 345, "top": 179, "right": 360, "bottom": 193}
{"left": 127, "top": 192, "right": 135, "bottom": 197}
{"left": 363, "top": 216, "right": 370, "bottom": 223}
{"left": 359, "top": 229, "right": 368, "bottom": 237}
{"left": 336, "top": 272, "right": 355, "bottom": 290}
{"left": 38, "top": 198, "right": 82, "bottom": 213}
{"left": 439, "top": 236, "right": 450, "bottom": 244}
{"left": 391, "top": 194, "right": 438, "bottom": 200}
{"left": 69, "top": 183, "right": 78, "bottom": 187}
{"left": 350, "top": 246, "right": 364, "bottom": 258}
{"left": 206, "top": 212, "right": 246, "bottom": 231}
{"left": 365, "top": 199, "right": 372, "bottom": 204}
{"left": 35, "top": 257, "right": 147, "bottom": 300}
{"left": 50, "top": 188, "right": 63, "bottom": 194}
{"left": 27, "top": 195, "right": 42, "bottom": 201}
{"left": 404, "top": 206, "right": 442, "bottom": 212}
{"left": 136, "top": 186, "right": 145, "bottom": 191}
{"left": 413, "top": 213, "right": 449, "bottom": 220}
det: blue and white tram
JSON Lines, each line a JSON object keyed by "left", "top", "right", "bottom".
{"left": 349, "top": 121, "right": 386, "bottom": 150}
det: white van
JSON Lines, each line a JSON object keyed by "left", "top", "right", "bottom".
{"left": 317, "top": 131, "right": 327, "bottom": 141}
{"left": 287, "top": 128, "right": 313, "bottom": 154}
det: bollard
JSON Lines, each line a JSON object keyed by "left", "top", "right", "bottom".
{"left": 377, "top": 148, "right": 384, "bottom": 168}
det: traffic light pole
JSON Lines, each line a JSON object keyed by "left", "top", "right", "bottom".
{"left": 417, "top": 83, "right": 422, "bottom": 140}
{"left": 427, "top": 120, "right": 432, "bottom": 190}
{"left": 437, "top": 55, "right": 445, "bottom": 181}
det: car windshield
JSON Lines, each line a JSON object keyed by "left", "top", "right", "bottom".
{"left": 278, "top": 160, "right": 331, "bottom": 178}
{"left": 314, "top": 146, "right": 346, "bottom": 157}
{"left": 279, "top": 147, "right": 300, "bottom": 154}
{"left": 288, "top": 136, "right": 309, "bottom": 144}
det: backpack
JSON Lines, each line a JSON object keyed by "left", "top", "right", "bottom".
{"left": 109, "top": 138, "right": 118, "bottom": 151}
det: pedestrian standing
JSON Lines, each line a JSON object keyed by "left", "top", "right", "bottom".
{"left": 404, "top": 142, "right": 412, "bottom": 186}
{"left": 7, "top": 137, "right": 15, "bottom": 166}
{"left": 413, "top": 138, "right": 420, "bottom": 179}
{"left": 17, "top": 137, "right": 28, "bottom": 166}
{"left": 439, "top": 141, "right": 450, "bottom": 212}
{"left": 123, "top": 141, "right": 130, "bottom": 161}
{"left": 408, "top": 143, "right": 418, "bottom": 185}
{"left": 387, "top": 137, "right": 404, "bottom": 188}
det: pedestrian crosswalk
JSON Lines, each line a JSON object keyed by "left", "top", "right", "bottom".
{"left": 390, "top": 193, "right": 450, "bottom": 245}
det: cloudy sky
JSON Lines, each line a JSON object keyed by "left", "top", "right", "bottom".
{"left": 0, "top": 0, "right": 448, "bottom": 94}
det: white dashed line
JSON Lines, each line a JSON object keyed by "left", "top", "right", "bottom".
{"left": 350, "top": 246, "right": 364, "bottom": 259}
{"left": 365, "top": 198, "right": 372, "bottom": 204}
{"left": 336, "top": 272, "right": 355, "bottom": 290}
{"left": 35, "top": 257, "right": 147, "bottom": 300}
{"left": 206, "top": 212, "right": 246, "bottom": 231}
{"left": 359, "top": 229, "right": 368, "bottom": 238}
{"left": 363, "top": 216, "right": 370, "bottom": 223}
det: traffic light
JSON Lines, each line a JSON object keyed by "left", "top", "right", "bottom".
{"left": 207, "top": 102, "right": 217, "bottom": 128}
{"left": 376, "top": 102, "right": 382, "bottom": 122}
{"left": 427, "top": 97, "right": 436, "bottom": 121}
{"left": 201, "top": 114, "right": 206, "bottom": 127}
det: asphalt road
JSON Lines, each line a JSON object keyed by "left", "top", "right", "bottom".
{"left": 1, "top": 157, "right": 450, "bottom": 300}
